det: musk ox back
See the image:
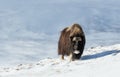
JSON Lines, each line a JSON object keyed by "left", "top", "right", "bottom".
{"left": 58, "top": 23, "right": 86, "bottom": 61}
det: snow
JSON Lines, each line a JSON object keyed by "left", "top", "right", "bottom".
{"left": 0, "top": 0, "right": 120, "bottom": 67}
{"left": 0, "top": 44, "right": 120, "bottom": 77}
{"left": 0, "top": 0, "right": 120, "bottom": 77}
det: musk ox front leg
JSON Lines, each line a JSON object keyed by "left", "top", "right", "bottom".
{"left": 60, "top": 55, "right": 64, "bottom": 60}
{"left": 69, "top": 52, "right": 79, "bottom": 61}
{"left": 69, "top": 53, "right": 73, "bottom": 61}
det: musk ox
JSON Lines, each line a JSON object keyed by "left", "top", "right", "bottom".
{"left": 58, "top": 23, "right": 86, "bottom": 61}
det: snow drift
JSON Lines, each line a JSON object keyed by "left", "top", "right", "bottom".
{"left": 0, "top": 44, "right": 120, "bottom": 77}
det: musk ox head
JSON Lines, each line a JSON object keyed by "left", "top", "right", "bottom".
{"left": 58, "top": 23, "right": 86, "bottom": 61}
{"left": 70, "top": 36, "right": 82, "bottom": 54}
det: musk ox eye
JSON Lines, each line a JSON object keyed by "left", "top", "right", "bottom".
{"left": 76, "top": 37, "right": 82, "bottom": 42}
{"left": 78, "top": 38, "right": 82, "bottom": 41}
{"left": 73, "top": 41, "right": 76, "bottom": 43}
{"left": 69, "top": 36, "right": 73, "bottom": 41}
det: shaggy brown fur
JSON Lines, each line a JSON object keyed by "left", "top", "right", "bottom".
{"left": 58, "top": 23, "right": 86, "bottom": 61}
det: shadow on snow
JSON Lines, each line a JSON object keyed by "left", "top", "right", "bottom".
{"left": 81, "top": 50, "right": 120, "bottom": 60}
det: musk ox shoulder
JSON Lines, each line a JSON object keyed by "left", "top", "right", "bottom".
{"left": 58, "top": 23, "right": 86, "bottom": 61}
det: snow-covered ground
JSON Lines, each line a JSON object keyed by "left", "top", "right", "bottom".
{"left": 0, "top": 0, "right": 120, "bottom": 66}
{"left": 0, "top": 0, "right": 120, "bottom": 77}
{"left": 0, "top": 44, "right": 120, "bottom": 77}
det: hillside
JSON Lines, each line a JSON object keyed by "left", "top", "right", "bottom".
{"left": 0, "top": 44, "right": 120, "bottom": 77}
{"left": 0, "top": 0, "right": 120, "bottom": 66}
